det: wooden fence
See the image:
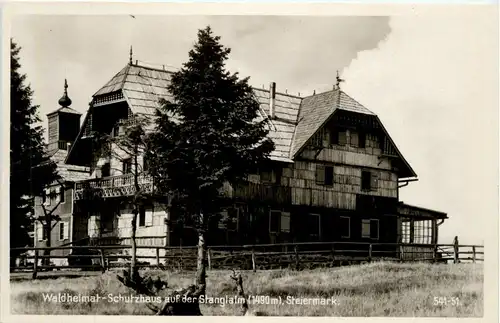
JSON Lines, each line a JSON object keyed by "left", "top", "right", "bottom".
{"left": 11, "top": 239, "right": 483, "bottom": 279}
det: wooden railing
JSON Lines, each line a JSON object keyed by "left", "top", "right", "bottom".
{"left": 74, "top": 174, "right": 153, "bottom": 200}
{"left": 11, "top": 240, "right": 484, "bottom": 279}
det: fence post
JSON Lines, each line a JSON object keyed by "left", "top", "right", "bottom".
{"left": 472, "top": 246, "right": 476, "bottom": 263}
{"left": 32, "top": 250, "right": 38, "bottom": 279}
{"left": 251, "top": 247, "right": 256, "bottom": 272}
{"left": 399, "top": 244, "right": 404, "bottom": 262}
{"left": 453, "top": 236, "right": 459, "bottom": 264}
{"left": 207, "top": 248, "right": 212, "bottom": 271}
{"left": 100, "top": 248, "right": 106, "bottom": 273}
{"left": 433, "top": 244, "right": 437, "bottom": 263}
{"left": 331, "top": 243, "right": 335, "bottom": 264}
{"left": 368, "top": 244, "right": 372, "bottom": 262}
{"left": 156, "top": 247, "right": 160, "bottom": 269}
{"left": 294, "top": 245, "right": 300, "bottom": 270}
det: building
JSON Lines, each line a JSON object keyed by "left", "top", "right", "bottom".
{"left": 34, "top": 59, "right": 447, "bottom": 265}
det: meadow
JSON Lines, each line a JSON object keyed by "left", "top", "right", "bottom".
{"left": 10, "top": 261, "right": 483, "bottom": 316}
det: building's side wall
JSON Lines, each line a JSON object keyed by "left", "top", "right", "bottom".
{"left": 115, "top": 201, "right": 168, "bottom": 259}
{"left": 33, "top": 183, "right": 74, "bottom": 265}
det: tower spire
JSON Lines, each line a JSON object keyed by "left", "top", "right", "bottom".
{"left": 336, "top": 70, "right": 345, "bottom": 90}
{"left": 58, "top": 78, "right": 72, "bottom": 107}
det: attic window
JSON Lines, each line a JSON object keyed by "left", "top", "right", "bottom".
{"left": 330, "top": 129, "right": 347, "bottom": 146}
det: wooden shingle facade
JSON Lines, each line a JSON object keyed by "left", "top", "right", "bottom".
{"left": 34, "top": 61, "right": 448, "bottom": 261}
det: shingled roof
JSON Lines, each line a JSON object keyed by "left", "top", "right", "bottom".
{"left": 84, "top": 62, "right": 415, "bottom": 177}
{"left": 291, "top": 89, "right": 375, "bottom": 157}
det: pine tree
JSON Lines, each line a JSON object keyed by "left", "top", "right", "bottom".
{"left": 10, "top": 39, "right": 58, "bottom": 258}
{"left": 147, "top": 26, "right": 274, "bottom": 298}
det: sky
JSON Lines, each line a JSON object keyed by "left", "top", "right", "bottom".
{"left": 10, "top": 9, "right": 498, "bottom": 245}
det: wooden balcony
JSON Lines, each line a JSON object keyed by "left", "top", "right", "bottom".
{"left": 74, "top": 174, "right": 154, "bottom": 200}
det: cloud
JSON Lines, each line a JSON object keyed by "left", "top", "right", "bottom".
{"left": 342, "top": 8, "right": 498, "bottom": 244}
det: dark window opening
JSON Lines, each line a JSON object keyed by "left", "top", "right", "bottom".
{"left": 123, "top": 158, "right": 132, "bottom": 174}
{"left": 59, "top": 222, "right": 64, "bottom": 240}
{"left": 139, "top": 206, "right": 146, "bottom": 227}
{"left": 362, "top": 171, "right": 371, "bottom": 190}
{"left": 269, "top": 211, "right": 281, "bottom": 233}
{"left": 309, "top": 214, "right": 321, "bottom": 240}
{"left": 325, "top": 166, "right": 334, "bottom": 185}
{"left": 59, "top": 188, "right": 65, "bottom": 203}
{"left": 340, "top": 216, "right": 350, "bottom": 238}
{"left": 101, "top": 163, "right": 110, "bottom": 177}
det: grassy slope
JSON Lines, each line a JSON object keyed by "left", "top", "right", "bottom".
{"left": 10, "top": 262, "right": 483, "bottom": 316}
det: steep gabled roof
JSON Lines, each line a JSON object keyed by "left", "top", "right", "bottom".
{"left": 74, "top": 63, "right": 416, "bottom": 177}
{"left": 291, "top": 89, "right": 375, "bottom": 158}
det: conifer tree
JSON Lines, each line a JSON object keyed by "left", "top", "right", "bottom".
{"left": 147, "top": 26, "right": 274, "bottom": 297}
{"left": 10, "top": 39, "right": 58, "bottom": 260}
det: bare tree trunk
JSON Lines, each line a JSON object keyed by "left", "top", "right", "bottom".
{"left": 130, "top": 152, "right": 140, "bottom": 281}
{"left": 195, "top": 211, "right": 207, "bottom": 296}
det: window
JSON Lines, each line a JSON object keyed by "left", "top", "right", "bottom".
{"left": 309, "top": 214, "right": 321, "bottom": 240}
{"left": 316, "top": 165, "right": 334, "bottom": 186}
{"left": 361, "top": 171, "right": 371, "bottom": 190}
{"left": 123, "top": 158, "right": 132, "bottom": 174}
{"left": 361, "top": 171, "right": 378, "bottom": 191}
{"left": 269, "top": 210, "right": 281, "bottom": 233}
{"left": 362, "top": 219, "right": 379, "bottom": 239}
{"left": 59, "top": 222, "right": 68, "bottom": 240}
{"left": 101, "top": 163, "right": 110, "bottom": 177}
{"left": 112, "top": 124, "right": 120, "bottom": 137}
{"left": 261, "top": 170, "right": 273, "bottom": 183}
{"left": 340, "top": 216, "right": 350, "bottom": 238}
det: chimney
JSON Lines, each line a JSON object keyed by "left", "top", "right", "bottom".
{"left": 269, "top": 82, "right": 276, "bottom": 119}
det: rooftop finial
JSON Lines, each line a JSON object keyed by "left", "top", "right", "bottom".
{"left": 129, "top": 46, "right": 133, "bottom": 65}
{"left": 58, "top": 78, "right": 72, "bottom": 107}
{"left": 336, "top": 70, "right": 345, "bottom": 90}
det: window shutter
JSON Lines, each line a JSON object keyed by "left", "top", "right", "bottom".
{"left": 55, "top": 187, "right": 60, "bottom": 203}
{"left": 361, "top": 219, "right": 371, "bottom": 238}
{"left": 338, "top": 131, "right": 347, "bottom": 145}
{"left": 45, "top": 188, "right": 51, "bottom": 206}
{"left": 315, "top": 165, "right": 325, "bottom": 185}
{"left": 280, "top": 212, "right": 290, "bottom": 233}
{"left": 145, "top": 205, "right": 154, "bottom": 227}
{"left": 63, "top": 221, "right": 69, "bottom": 239}
{"left": 37, "top": 223, "right": 43, "bottom": 241}
{"left": 370, "top": 219, "right": 379, "bottom": 239}
{"left": 370, "top": 173, "right": 379, "bottom": 190}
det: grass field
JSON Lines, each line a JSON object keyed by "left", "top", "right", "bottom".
{"left": 10, "top": 262, "right": 483, "bottom": 316}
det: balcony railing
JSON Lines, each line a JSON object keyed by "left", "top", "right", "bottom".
{"left": 74, "top": 173, "right": 153, "bottom": 200}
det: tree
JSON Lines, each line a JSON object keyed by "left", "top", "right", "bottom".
{"left": 10, "top": 39, "right": 59, "bottom": 264}
{"left": 92, "top": 115, "right": 152, "bottom": 281}
{"left": 146, "top": 26, "right": 274, "bottom": 311}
